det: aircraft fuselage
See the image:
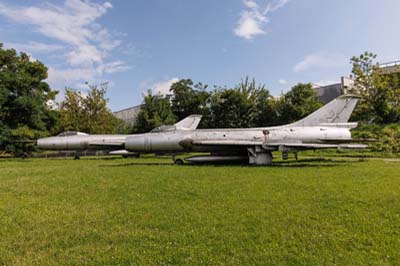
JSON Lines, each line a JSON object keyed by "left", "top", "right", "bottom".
{"left": 125, "top": 126, "right": 352, "bottom": 153}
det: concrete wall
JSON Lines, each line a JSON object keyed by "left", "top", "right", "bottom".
{"left": 313, "top": 83, "right": 343, "bottom": 103}
{"left": 378, "top": 62, "right": 400, "bottom": 75}
{"left": 312, "top": 77, "right": 354, "bottom": 103}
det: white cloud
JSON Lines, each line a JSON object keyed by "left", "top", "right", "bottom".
{"left": 278, "top": 79, "right": 288, "bottom": 85}
{"left": 293, "top": 52, "right": 346, "bottom": 73}
{"left": 47, "top": 67, "right": 97, "bottom": 88}
{"left": 243, "top": 0, "right": 258, "bottom": 9}
{"left": 152, "top": 78, "right": 180, "bottom": 95}
{"left": 139, "top": 78, "right": 180, "bottom": 95}
{"left": 103, "top": 2, "right": 113, "bottom": 9}
{"left": 234, "top": 0, "right": 289, "bottom": 40}
{"left": 264, "top": 0, "right": 290, "bottom": 13}
{"left": 0, "top": 1, "right": 114, "bottom": 52}
{"left": 98, "top": 61, "right": 131, "bottom": 74}
{"left": 4, "top": 41, "right": 64, "bottom": 53}
{"left": 234, "top": 10, "right": 267, "bottom": 40}
{"left": 0, "top": 0, "right": 129, "bottom": 90}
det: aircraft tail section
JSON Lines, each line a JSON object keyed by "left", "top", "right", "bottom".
{"left": 174, "top": 115, "right": 202, "bottom": 130}
{"left": 290, "top": 95, "right": 360, "bottom": 127}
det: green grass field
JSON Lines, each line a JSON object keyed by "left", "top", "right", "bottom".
{"left": 0, "top": 156, "right": 399, "bottom": 265}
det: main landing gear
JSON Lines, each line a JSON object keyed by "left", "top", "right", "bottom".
{"left": 282, "top": 151, "right": 298, "bottom": 161}
{"left": 248, "top": 147, "right": 273, "bottom": 165}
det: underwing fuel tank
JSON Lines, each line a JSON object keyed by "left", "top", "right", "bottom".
{"left": 185, "top": 155, "right": 248, "bottom": 164}
{"left": 108, "top": 150, "right": 139, "bottom": 156}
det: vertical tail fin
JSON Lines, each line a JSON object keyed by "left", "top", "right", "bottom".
{"left": 174, "top": 115, "right": 202, "bottom": 130}
{"left": 290, "top": 95, "right": 360, "bottom": 127}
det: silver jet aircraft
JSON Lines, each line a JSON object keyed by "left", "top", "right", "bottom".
{"left": 38, "top": 95, "right": 366, "bottom": 165}
{"left": 37, "top": 116, "right": 202, "bottom": 159}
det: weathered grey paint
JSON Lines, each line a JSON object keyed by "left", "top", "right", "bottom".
{"left": 38, "top": 96, "right": 365, "bottom": 165}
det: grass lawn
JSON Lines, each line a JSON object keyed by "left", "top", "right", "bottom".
{"left": 0, "top": 156, "right": 399, "bottom": 265}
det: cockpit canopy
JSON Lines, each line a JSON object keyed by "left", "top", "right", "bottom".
{"left": 150, "top": 125, "right": 176, "bottom": 133}
{"left": 57, "top": 131, "right": 89, "bottom": 137}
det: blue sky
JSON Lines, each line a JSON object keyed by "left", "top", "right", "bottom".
{"left": 1, "top": 0, "right": 400, "bottom": 111}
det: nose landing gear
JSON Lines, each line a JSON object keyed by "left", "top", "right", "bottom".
{"left": 172, "top": 154, "right": 184, "bottom": 165}
{"left": 174, "top": 159, "right": 184, "bottom": 165}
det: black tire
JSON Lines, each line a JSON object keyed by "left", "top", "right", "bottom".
{"left": 174, "top": 159, "right": 184, "bottom": 165}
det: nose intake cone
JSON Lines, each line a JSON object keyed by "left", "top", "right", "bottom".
{"left": 37, "top": 137, "right": 62, "bottom": 150}
{"left": 37, "top": 138, "right": 51, "bottom": 150}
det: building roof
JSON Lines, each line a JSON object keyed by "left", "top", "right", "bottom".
{"left": 113, "top": 104, "right": 144, "bottom": 114}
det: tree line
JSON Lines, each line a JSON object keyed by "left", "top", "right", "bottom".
{"left": 135, "top": 52, "right": 400, "bottom": 132}
{"left": 133, "top": 79, "right": 322, "bottom": 132}
{"left": 1, "top": 42, "right": 399, "bottom": 155}
{"left": 0, "top": 44, "right": 123, "bottom": 155}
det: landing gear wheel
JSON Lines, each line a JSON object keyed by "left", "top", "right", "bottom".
{"left": 174, "top": 159, "right": 184, "bottom": 165}
{"left": 74, "top": 154, "right": 81, "bottom": 160}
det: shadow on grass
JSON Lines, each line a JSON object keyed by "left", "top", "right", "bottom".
{"left": 270, "top": 158, "right": 352, "bottom": 168}
{"left": 100, "top": 162, "right": 174, "bottom": 167}
{"left": 101, "top": 157, "right": 358, "bottom": 168}
{"left": 80, "top": 156, "right": 128, "bottom": 161}
{"left": 31, "top": 156, "right": 126, "bottom": 161}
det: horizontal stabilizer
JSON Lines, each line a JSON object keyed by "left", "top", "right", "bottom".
{"left": 338, "top": 144, "right": 368, "bottom": 149}
{"left": 318, "top": 122, "right": 359, "bottom": 129}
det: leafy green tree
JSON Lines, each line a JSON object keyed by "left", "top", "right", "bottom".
{"left": 382, "top": 72, "right": 400, "bottom": 123}
{"left": 252, "top": 88, "right": 278, "bottom": 127}
{"left": 348, "top": 52, "right": 380, "bottom": 122}
{"left": 277, "top": 83, "right": 322, "bottom": 124}
{"left": 82, "top": 83, "right": 123, "bottom": 133}
{"left": 209, "top": 78, "right": 275, "bottom": 128}
{"left": 170, "top": 79, "right": 211, "bottom": 127}
{"left": 353, "top": 124, "right": 400, "bottom": 153}
{"left": 58, "top": 88, "right": 85, "bottom": 132}
{"left": 0, "top": 43, "right": 58, "bottom": 156}
{"left": 133, "top": 91, "right": 176, "bottom": 133}
{"left": 349, "top": 52, "right": 400, "bottom": 123}
{"left": 58, "top": 83, "right": 122, "bottom": 134}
